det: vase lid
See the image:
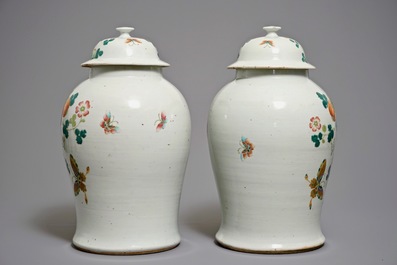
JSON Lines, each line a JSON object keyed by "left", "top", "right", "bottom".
{"left": 81, "top": 27, "right": 169, "bottom": 67}
{"left": 228, "top": 26, "right": 315, "bottom": 69}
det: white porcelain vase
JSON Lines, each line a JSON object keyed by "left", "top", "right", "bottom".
{"left": 61, "top": 27, "right": 191, "bottom": 254}
{"left": 208, "top": 26, "right": 336, "bottom": 253}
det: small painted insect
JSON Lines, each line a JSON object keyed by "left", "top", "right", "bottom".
{"left": 125, "top": 38, "right": 142, "bottom": 45}
{"left": 70, "top": 154, "right": 90, "bottom": 204}
{"left": 238, "top": 136, "right": 255, "bottom": 161}
{"left": 100, "top": 112, "right": 120, "bottom": 134}
{"left": 259, "top": 39, "right": 274, "bottom": 48}
{"left": 155, "top": 112, "right": 168, "bottom": 132}
{"left": 305, "top": 159, "right": 327, "bottom": 209}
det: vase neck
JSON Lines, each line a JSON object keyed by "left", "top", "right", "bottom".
{"left": 89, "top": 66, "right": 163, "bottom": 78}
{"left": 236, "top": 69, "right": 308, "bottom": 79}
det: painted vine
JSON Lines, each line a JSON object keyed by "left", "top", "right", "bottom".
{"left": 62, "top": 93, "right": 91, "bottom": 145}
{"left": 90, "top": 36, "right": 142, "bottom": 59}
{"left": 310, "top": 92, "right": 336, "bottom": 148}
{"left": 289, "top": 38, "right": 306, "bottom": 62}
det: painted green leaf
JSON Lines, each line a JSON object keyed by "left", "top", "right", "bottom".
{"left": 328, "top": 129, "right": 334, "bottom": 143}
{"left": 328, "top": 124, "right": 333, "bottom": 131}
{"left": 70, "top": 93, "right": 79, "bottom": 106}
{"left": 80, "top": 130, "right": 87, "bottom": 138}
{"left": 93, "top": 48, "right": 104, "bottom": 59}
{"left": 311, "top": 135, "right": 320, "bottom": 147}
{"left": 289, "top": 39, "right": 300, "bottom": 48}
{"left": 70, "top": 114, "right": 77, "bottom": 127}
{"left": 322, "top": 125, "right": 327, "bottom": 132}
{"left": 318, "top": 132, "right": 323, "bottom": 140}
{"left": 74, "top": 128, "right": 87, "bottom": 144}
{"left": 316, "top": 92, "right": 328, "bottom": 108}
{"left": 62, "top": 120, "right": 69, "bottom": 138}
{"left": 103, "top": 38, "right": 114, "bottom": 45}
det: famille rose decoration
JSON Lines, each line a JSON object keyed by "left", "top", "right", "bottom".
{"left": 61, "top": 27, "right": 191, "bottom": 254}
{"left": 208, "top": 26, "right": 336, "bottom": 253}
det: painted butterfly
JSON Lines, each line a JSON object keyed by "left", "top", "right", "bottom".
{"left": 305, "top": 159, "right": 327, "bottom": 209}
{"left": 70, "top": 154, "right": 90, "bottom": 204}
{"left": 155, "top": 112, "right": 167, "bottom": 132}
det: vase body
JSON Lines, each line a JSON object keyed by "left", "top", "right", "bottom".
{"left": 61, "top": 66, "right": 190, "bottom": 254}
{"left": 208, "top": 69, "right": 336, "bottom": 253}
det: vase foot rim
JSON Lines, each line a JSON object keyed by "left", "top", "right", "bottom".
{"left": 215, "top": 239, "right": 324, "bottom": 254}
{"left": 72, "top": 242, "right": 179, "bottom": 255}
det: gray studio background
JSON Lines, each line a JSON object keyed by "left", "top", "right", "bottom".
{"left": 1, "top": 0, "right": 396, "bottom": 264}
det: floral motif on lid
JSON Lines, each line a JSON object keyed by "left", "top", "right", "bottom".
{"left": 228, "top": 26, "right": 315, "bottom": 69}
{"left": 81, "top": 27, "right": 169, "bottom": 67}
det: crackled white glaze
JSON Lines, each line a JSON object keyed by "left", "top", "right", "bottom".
{"left": 208, "top": 27, "right": 336, "bottom": 253}
{"left": 61, "top": 28, "right": 190, "bottom": 255}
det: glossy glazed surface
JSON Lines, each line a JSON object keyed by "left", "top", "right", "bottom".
{"left": 228, "top": 26, "right": 315, "bottom": 69}
{"left": 62, "top": 66, "right": 191, "bottom": 254}
{"left": 82, "top": 27, "right": 169, "bottom": 67}
{"left": 208, "top": 69, "right": 335, "bottom": 253}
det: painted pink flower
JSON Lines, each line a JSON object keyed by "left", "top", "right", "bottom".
{"left": 75, "top": 100, "right": 91, "bottom": 118}
{"left": 155, "top": 112, "right": 167, "bottom": 132}
{"left": 100, "top": 112, "right": 119, "bottom": 134}
{"left": 309, "top": 116, "right": 322, "bottom": 132}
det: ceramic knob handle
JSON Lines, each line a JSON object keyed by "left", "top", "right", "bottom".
{"left": 263, "top": 26, "right": 281, "bottom": 37}
{"left": 116, "top": 27, "right": 134, "bottom": 38}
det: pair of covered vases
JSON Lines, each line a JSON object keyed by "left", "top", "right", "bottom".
{"left": 61, "top": 26, "right": 336, "bottom": 254}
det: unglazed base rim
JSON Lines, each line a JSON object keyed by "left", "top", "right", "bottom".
{"left": 215, "top": 239, "right": 324, "bottom": 254}
{"left": 72, "top": 242, "right": 179, "bottom": 255}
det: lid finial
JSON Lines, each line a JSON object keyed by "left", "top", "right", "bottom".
{"left": 116, "top": 27, "right": 134, "bottom": 38}
{"left": 263, "top": 26, "right": 281, "bottom": 37}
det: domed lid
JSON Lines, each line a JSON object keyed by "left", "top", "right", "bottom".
{"left": 81, "top": 27, "right": 169, "bottom": 67}
{"left": 228, "top": 26, "right": 315, "bottom": 69}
